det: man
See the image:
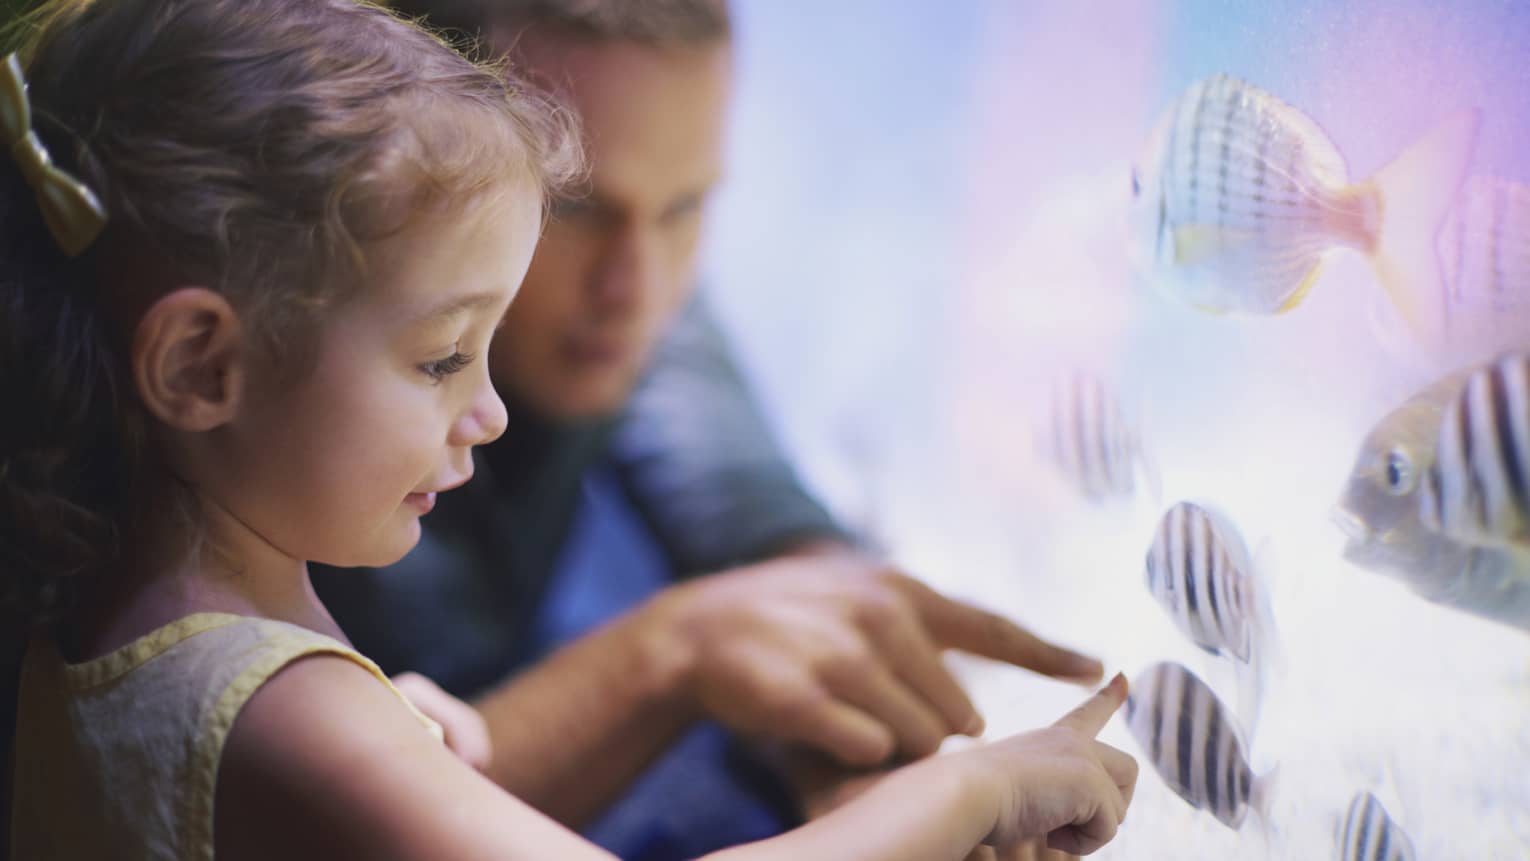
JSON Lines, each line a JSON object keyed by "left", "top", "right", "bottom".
{"left": 314, "top": 3, "right": 1100, "bottom": 858}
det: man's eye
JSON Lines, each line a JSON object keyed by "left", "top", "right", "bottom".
{"left": 420, "top": 351, "right": 474, "bottom": 383}
{"left": 550, "top": 195, "right": 594, "bottom": 221}
{"left": 660, "top": 196, "right": 705, "bottom": 226}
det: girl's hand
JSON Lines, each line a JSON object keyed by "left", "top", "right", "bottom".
{"left": 390, "top": 672, "right": 493, "bottom": 771}
{"left": 968, "top": 674, "right": 1137, "bottom": 854}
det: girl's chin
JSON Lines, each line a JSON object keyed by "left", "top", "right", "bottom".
{"left": 316, "top": 517, "right": 422, "bottom": 570}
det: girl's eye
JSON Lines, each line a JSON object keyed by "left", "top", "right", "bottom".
{"left": 420, "top": 351, "right": 475, "bottom": 383}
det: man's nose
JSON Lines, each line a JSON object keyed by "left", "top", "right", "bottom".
{"left": 588, "top": 225, "right": 656, "bottom": 314}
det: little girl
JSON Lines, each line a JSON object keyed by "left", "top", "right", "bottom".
{"left": 1, "top": 1, "right": 1135, "bottom": 859}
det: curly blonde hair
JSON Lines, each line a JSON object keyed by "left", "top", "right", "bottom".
{"left": 0, "top": 0, "right": 581, "bottom": 627}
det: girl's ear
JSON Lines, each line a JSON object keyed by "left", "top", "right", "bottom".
{"left": 132, "top": 287, "right": 247, "bottom": 431}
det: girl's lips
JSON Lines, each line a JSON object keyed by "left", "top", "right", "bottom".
{"left": 404, "top": 491, "right": 437, "bottom": 514}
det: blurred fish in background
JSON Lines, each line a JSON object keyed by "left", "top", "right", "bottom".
{"left": 1124, "top": 661, "right": 1276, "bottom": 831}
{"left": 1335, "top": 791, "right": 1417, "bottom": 861}
{"left": 1042, "top": 370, "right": 1158, "bottom": 503}
{"left": 1126, "top": 73, "right": 1479, "bottom": 347}
{"left": 1420, "top": 351, "right": 1530, "bottom": 550}
{"left": 1370, "top": 176, "right": 1530, "bottom": 372}
{"left": 1429, "top": 177, "right": 1530, "bottom": 355}
{"left": 1334, "top": 369, "right": 1530, "bottom": 633}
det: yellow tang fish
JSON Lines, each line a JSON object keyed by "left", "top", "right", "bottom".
{"left": 1128, "top": 73, "right": 1479, "bottom": 341}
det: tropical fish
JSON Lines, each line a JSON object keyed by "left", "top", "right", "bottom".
{"left": 1436, "top": 176, "right": 1530, "bottom": 346}
{"left": 1420, "top": 352, "right": 1530, "bottom": 549}
{"left": 1127, "top": 73, "right": 1479, "bottom": 340}
{"left": 1336, "top": 791, "right": 1417, "bottom": 861}
{"left": 1333, "top": 370, "right": 1530, "bottom": 633}
{"left": 1144, "top": 502, "right": 1279, "bottom": 737}
{"left": 1043, "top": 370, "right": 1156, "bottom": 502}
{"left": 1123, "top": 661, "right": 1274, "bottom": 830}
{"left": 1144, "top": 500, "right": 1271, "bottom": 663}
{"left": 1372, "top": 176, "right": 1530, "bottom": 365}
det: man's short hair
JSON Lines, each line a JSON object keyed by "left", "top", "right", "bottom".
{"left": 391, "top": 0, "right": 730, "bottom": 47}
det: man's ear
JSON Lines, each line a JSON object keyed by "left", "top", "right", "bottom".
{"left": 132, "top": 287, "right": 246, "bottom": 432}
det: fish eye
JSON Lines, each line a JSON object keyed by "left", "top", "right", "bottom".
{"left": 1130, "top": 167, "right": 1141, "bottom": 198}
{"left": 1382, "top": 448, "right": 1416, "bottom": 495}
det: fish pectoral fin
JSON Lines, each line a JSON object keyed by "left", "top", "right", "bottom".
{"left": 1172, "top": 224, "right": 1266, "bottom": 268}
{"left": 1276, "top": 259, "right": 1326, "bottom": 313}
{"left": 1171, "top": 225, "right": 1226, "bottom": 266}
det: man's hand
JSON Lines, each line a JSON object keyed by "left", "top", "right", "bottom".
{"left": 648, "top": 552, "right": 1103, "bottom": 766}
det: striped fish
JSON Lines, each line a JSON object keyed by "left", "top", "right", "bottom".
{"left": 1123, "top": 662, "right": 1272, "bottom": 830}
{"left": 1426, "top": 175, "right": 1530, "bottom": 361}
{"left": 1145, "top": 501, "right": 1260, "bottom": 662}
{"left": 1334, "top": 369, "right": 1530, "bottom": 634}
{"left": 1127, "top": 73, "right": 1478, "bottom": 343}
{"left": 1044, "top": 371, "right": 1153, "bottom": 502}
{"left": 1337, "top": 791, "right": 1417, "bottom": 861}
{"left": 1420, "top": 352, "right": 1530, "bottom": 549}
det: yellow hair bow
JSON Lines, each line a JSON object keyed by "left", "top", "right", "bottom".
{"left": 1, "top": 52, "right": 107, "bottom": 256}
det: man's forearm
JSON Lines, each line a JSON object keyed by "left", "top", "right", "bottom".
{"left": 471, "top": 595, "right": 700, "bottom": 827}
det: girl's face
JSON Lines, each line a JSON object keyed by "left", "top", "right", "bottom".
{"left": 209, "top": 187, "right": 542, "bottom": 569}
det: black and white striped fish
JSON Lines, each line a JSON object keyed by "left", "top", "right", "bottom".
{"left": 1123, "top": 662, "right": 1273, "bottom": 830}
{"left": 1420, "top": 352, "right": 1530, "bottom": 550}
{"left": 1044, "top": 371, "right": 1156, "bottom": 502}
{"left": 1337, "top": 791, "right": 1417, "bottom": 861}
{"left": 1334, "top": 368, "right": 1530, "bottom": 634}
{"left": 1127, "top": 73, "right": 1478, "bottom": 343}
{"left": 1437, "top": 177, "right": 1530, "bottom": 342}
{"left": 1145, "top": 501, "right": 1266, "bottom": 662}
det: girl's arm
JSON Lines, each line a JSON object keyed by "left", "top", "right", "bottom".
{"left": 215, "top": 654, "right": 618, "bottom": 861}
{"left": 214, "top": 656, "right": 1132, "bottom": 861}
{"left": 704, "top": 676, "right": 1135, "bottom": 861}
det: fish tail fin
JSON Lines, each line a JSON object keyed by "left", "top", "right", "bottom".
{"left": 1248, "top": 764, "right": 1285, "bottom": 850}
{"left": 1249, "top": 763, "right": 1282, "bottom": 841}
{"left": 1235, "top": 604, "right": 1282, "bottom": 743}
{"left": 1233, "top": 658, "right": 1265, "bottom": 741}
{"left": 1368, "top": 108, "right": 1481, "bottom": 349}
{"left": 1249, "top": 539, "right": 1287, "bottom": 677}
{"left": 1232, "top": 540, "right": 1281, "bottom": 741}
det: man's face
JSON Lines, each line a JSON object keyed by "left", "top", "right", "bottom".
{"left": 491, "top": 30, "right": 731, "bottom": 421}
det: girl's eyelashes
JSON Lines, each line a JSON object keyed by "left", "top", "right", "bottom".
{"left": 420, "top": 350, "right": 475, "bottom": 383}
